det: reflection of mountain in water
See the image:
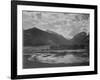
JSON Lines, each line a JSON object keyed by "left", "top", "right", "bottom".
{"left": 24, "top": 27, "right": 89, "bottom": 48}
{"left": 23, "top": 51, "right": 89, "bottom": 69}
{"left": 28, "top": 52, "right": 89, "bottom": 64}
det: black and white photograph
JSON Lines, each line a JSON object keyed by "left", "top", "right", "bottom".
{"left": 23, "top": 11, "right": 90, "bottom": 69}
{"left": 11, "top": 1, "right": 97, "bottom": 79}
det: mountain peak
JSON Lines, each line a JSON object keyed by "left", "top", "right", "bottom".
{"left": 25, "top": 27, "right": 43, "bottom": 32}
{"left": 30, "top": 27, "right": 40, "bottom": 30}
{"left": 46, "top": 29, "right": 58, "bottom": 34}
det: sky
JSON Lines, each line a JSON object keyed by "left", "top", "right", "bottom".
{"left": 22, "top": 11, "right": 89, "bottom": 39}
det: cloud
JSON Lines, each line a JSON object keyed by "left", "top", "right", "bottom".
{"left": 22, "top": 11, "right": 89, "bottom": 39}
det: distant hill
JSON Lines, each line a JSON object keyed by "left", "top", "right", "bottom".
{"left": 71, "top": 32, "right": 89, "bottom": 46}
{"left": 23, "top": 27, "right": 89, "bottom": 47}
{"left": 23, "top": 27, "right": 70, "bottom": 46}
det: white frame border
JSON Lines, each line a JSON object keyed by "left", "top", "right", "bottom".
{"left": 17, "top": 5, "right": 95, "bottom": 75}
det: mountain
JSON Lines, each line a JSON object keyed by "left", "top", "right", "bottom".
{"left": 71, "top": 32, "right": 89, "bottom": 46}
{"left": 23, "top": 27, "right": 70, "bottom": 46}
{"left": 46, "top": 29, "right": 59, "bottom": 35}
{"left": 24, "top": 27, "right": 89, "bottom": 47}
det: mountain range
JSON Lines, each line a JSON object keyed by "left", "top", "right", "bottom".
{"left": 23, "top": 27, "right": 89, "bottom": 47}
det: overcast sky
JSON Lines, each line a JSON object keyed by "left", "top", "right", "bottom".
{"left": 22, "top": 11, "right": 89, "bottom": 39}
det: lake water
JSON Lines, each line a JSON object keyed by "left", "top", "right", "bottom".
{"left": 23, "top": 50, "right": 89, "bottom": 69}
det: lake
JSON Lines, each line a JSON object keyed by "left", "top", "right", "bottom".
{"left": 23, "top": 49, "right": 89, "bottom": 69}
